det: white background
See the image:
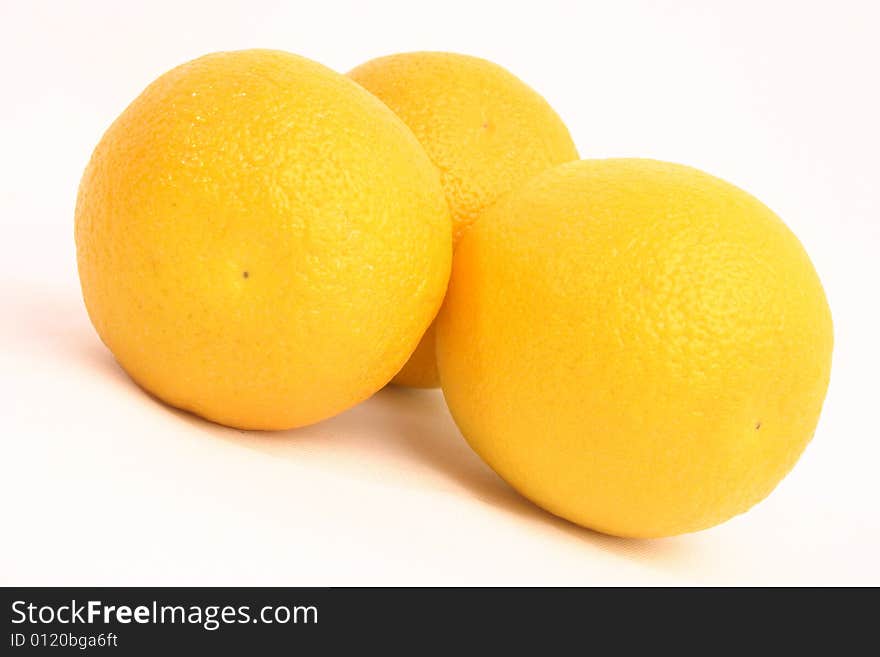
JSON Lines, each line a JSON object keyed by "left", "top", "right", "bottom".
{"left": 1, "top": 0, "right": 878, "bottom": 585}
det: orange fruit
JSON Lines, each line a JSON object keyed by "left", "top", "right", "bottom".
{"left": 349, "top": 52, "right": 578, "bottom": 387}
{"left": 437, "top": 159, "right": 833, "bottom": 537}
{"left": 75, "top": 50, "right": 452, "bottom": 430}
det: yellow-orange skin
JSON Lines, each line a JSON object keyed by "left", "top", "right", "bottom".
{"left": 76, "top": 50, "right": 452, "bottom": 430}
{"left": 349, "top": 52, "right": 578, "bottom": 387}
{"left": 437, "top": 159, "right": 833, "bottom": 538}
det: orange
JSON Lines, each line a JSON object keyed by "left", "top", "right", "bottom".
{"left": 436, "top": 159, "right": 833, "bottom": 537}
{"left": 349, "top": 52, "right": 578, "bottom": 387}
{"left": 75, "top": 50, "right": 452, "bottom": 430}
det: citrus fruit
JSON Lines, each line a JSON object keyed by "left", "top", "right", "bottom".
{"left": 349, "top": 52, "right": 578, "bottom": 387}
{"left": 436, "top": 158, "right": 833, "bottom": 538}
{"left": 75, "top": 49, "right": 452, "bottom": 430}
